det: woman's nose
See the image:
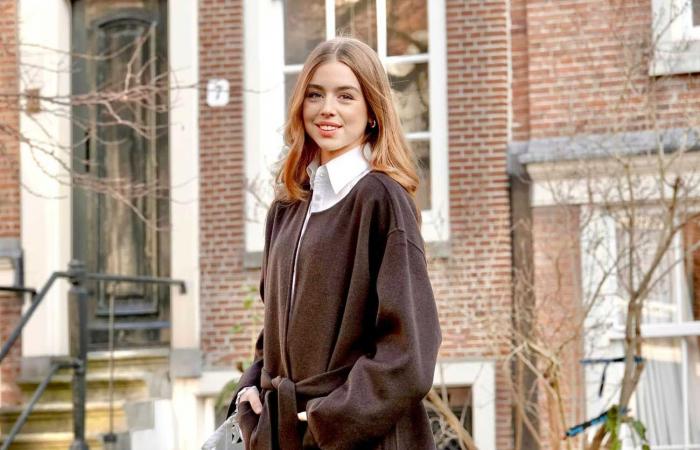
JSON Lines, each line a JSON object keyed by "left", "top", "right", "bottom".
{"left": 320, "top": 97, "right": 336, "bottom": 116}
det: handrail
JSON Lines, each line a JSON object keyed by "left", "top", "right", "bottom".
{"left": 0, "top": 271, "right": 62, "bottom": 364}
{"left": 0, "top": 260, "right": 187, "bottom": 450}
{"left": 0, "top": 359, "right": 78, "bottom": 450}
{"left": 0, "top": 286, "right": 36, "bottom": 296}
{"left": 86, "top": 272, "right": 187, "bottom": 294}
{"left": 0, "top": 270, "right": 186, "bottom": 364}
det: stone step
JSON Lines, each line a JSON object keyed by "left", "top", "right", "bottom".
{"left": 0, "top": 402, "right": 127, "bottom": 435}
{"left": 17, "top": 372, "right": 149, "bottom": 404}
{"left": 0, "top": 432, "right": 107, "bottom": 450}
{"left": 82, "top": 348, "right": 170, "bottom": 374}
{"left": 21, "top": 348, "right": 170, "bottom": 381}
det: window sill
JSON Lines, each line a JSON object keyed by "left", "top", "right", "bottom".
{"left": 650, "top": 40, "right": 700, "bottom": 76}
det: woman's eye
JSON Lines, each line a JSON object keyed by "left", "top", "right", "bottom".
{"left": 339, "top": 94, "right": 353, "bottom": 100}
{"left": 306, "top": 92, "right": 321, "bottom": 99}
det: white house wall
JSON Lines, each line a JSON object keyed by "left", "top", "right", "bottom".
{"left": 18, "top": 0, "right": 72, "bottom": 357}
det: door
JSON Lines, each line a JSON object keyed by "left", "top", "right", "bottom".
{"left": 71, "top": 0, "right": 170, "bottom": 349}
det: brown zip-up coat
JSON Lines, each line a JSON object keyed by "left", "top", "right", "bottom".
{"left": 229, "top": 171, "right": 442, "bottom": 450}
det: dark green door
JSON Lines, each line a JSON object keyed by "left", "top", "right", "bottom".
{"left": 71, "top": 0, "right": 170, "bottom": 349}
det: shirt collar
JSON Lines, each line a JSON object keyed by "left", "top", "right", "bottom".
{"left": 306, "top": 143, "right": 371, "bottom": 194}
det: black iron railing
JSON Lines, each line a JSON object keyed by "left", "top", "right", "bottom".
{"left": 0, "top": 260, "right": 185, "bottom": 450}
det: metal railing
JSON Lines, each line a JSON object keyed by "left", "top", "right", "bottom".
{"left": 0, "top": 259, "right": 186, "bottom": 450}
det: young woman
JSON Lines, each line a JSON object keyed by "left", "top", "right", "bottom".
{"left": 228, "top": 37, "right": 441, "bottom": 450}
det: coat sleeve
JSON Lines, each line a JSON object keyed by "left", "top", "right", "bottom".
{"left": 305, "top": 229, "right": 442, "bottom": 449}
{"left": 226, "top": 201, "right": 277, "bottom": 418}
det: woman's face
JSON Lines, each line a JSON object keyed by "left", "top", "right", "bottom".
{"left": 303, "top": 60, "right": 370, "bottom": 165}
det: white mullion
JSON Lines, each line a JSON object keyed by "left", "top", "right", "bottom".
{"left": 385, "top": 53, "right": 430, "bottom": 65}
{"left": 376, "top": 0, "right": 387, "bottom": 60}
{"left": 673, "top": 230, "right": 684, "bottom": 322}
{"left": 406, "top": 131, "right": 430, "bottom": 141}
{"left": 283, "top": 64, "right": 303, "bottom": 74}
{"left": 426, "top": 0, "right": 448, "bottom": 243}
{"left": 326, "top": 0, "right": 335, "bottom": 39}
{"left": 673, "top": 223, "right": 690, "bottom": 448}
{"left": 682, "top": 337, "right": 690, "bottom": 448}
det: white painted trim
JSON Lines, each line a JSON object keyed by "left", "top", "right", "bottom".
{"left": 283, "top": 64, "right": 304, "bottom": 74}
{"left": 682, "top": 337, "right": 691, "bottom": 447}
{"left": 169, "top": 0, "right": 200, "bottom": 350}
{"left": 376, "top": 0, "right": 387, "bottom": 59}
{"left": 18, "top": 0, "right": 72, "bottom": 357}
{"left": 244, "top": 0, "right": 285, "bottom": 253}
{"left": 609, "top": 321, "right": 700, "bottom": 339}
{"left": 433, "top": 360, "right": 496, "bottom": 450}
{"left": 424, "top": 0, "right": 450, "bottom": 243}
{"left": 650, "top": 0, "right": 700, "bottom": 75}
{"left": 406, "top": 131, "right": 431, "bottom": 141}
{"left": 325, "top": 0, "right": 335, "bottom": 40}
{"left": 526, "top": 152, "right": 700, "bottom": 207}
{"left": 0, "top": 259, "right": 14, "bottom": 285}
{"left": 385, "top": 53, "right": 429, "bottom": 65}
{"left": 176, "top": 370, "right": 238, "bottom": 449}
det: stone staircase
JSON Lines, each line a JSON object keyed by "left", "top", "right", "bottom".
{"left": 0, "top": 348, "right": 170, "bottom": 450}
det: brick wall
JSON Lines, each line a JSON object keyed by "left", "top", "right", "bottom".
{"left": 0, "top": 0, "right": 22, "bottom": 407}
{"left": 522, "top": 0, "right": 700, "bottom": 140}
{"left": 437, "top": 1, "right": 514, "bottom": 448}
{"left": 198, "top": 0, "right": 260, "bottom": 369}
{"left": 531, "top": 205, "right": 585, "bottom": 449}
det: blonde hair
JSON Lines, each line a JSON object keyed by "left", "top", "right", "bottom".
{"left": 275, "top": 37, "right": 421, "bottom": 209}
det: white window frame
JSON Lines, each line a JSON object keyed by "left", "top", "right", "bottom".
{"left": 433, "top": 360, "right": 496, "bottom": 450}
{"left": 650, "top": 0, "right": 700, "bottom": 75}
{"left": 243, "top": 0, "right": 449, "bottom": 253}
{"left": 582, "top": 210, "right": 700, "bottom": 449}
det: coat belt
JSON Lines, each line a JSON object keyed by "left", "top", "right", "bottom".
{"left": 258, "top": 364, "right": 353, "bottom": 450}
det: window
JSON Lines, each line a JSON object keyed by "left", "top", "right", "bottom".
{"left": 243, "top": 0, "right": 449, "bottom": 253}
{"left": 432, "top": 361, "right": 496, "bottom": 450}
{"left": 635, "top": 337, "right": 700, "bottom": 448}
{"left": 582, "top": 210, "right": 700, "bottom": 449}
{"left": 425, "top": 386, "right": 473, "bottom": 450}
{"left": 650, "top": 0, "right": 700, "bottom": 75}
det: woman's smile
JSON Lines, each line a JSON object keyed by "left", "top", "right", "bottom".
{"left": 316, "top": 121, "right": 342, "bottom": 137}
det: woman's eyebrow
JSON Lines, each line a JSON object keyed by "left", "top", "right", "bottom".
{"left": 307, "top": 84, "right": 361, "bottom": 93}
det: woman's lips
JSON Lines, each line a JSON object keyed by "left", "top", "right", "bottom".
{"left": 317, "top": 123, "right": 341, "bottom": 138}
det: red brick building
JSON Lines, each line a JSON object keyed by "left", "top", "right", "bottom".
{"left": 0, "top": 0, "right": 699, "bottom": 449}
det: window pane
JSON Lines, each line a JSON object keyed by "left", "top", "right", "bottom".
{"left": 636, "top": 338, "right": 684, "bottom": 446}
{"left": 425, "top": 386, "right": 472, "bottom": 450}
{"left": 411, "top": 140, "right": 431, "bottom": 211}
{"left": 336, "top": 0, "right": 377, "bottom": 51}
{"left": 285, "top": 0, "right": 326, "bottom": 65}
{"left": 689, "top": 337, "right": 700, "bottom": 444}
{"left": 694, "top": 0, "right": 700, "bottom": 27}
{"left": 387, "top": 62, "right": 429, "bottom": 133}
{"left": 285, "top": 72, "right": 300, "bottom": 115}
{"left": 387, "top": 0, "right": 428, "bottom": 56}
{"left": 616, "top": 225, "right": 676, "bottom": 324}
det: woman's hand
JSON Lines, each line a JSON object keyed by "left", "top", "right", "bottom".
{"left": 239, "top": 386, "right": 263, "bottom": 414}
